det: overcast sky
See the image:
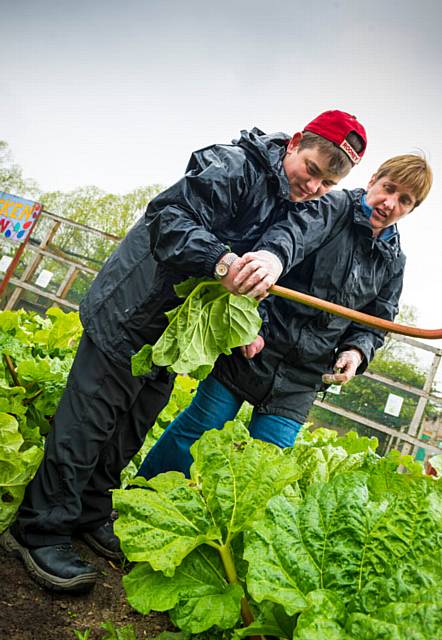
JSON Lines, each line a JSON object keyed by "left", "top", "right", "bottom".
{"left": 1, "top": 0, "right": 441, "bottom": 367}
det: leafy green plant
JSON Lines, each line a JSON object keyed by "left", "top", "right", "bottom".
{"left": 73, "top": 629, "right": 91, "bottom": 640}
{"left": 0, "top": 307, "right": 82, "bottom": 442}
{"left": 131, "top": 278, "right": 261, "bottom": 380}
{"left": 0, "top": 412, "right": 43, "bottom": 533}
{"left": 113, "top": 423, "right": 442, "bottom": 639}
{"left": 0, "top": 307, "right": 82, "bottom": 532}
{"left": 100, "top": 621, "right": 138, "bottom": 639}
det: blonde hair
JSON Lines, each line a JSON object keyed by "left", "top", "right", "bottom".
{"left": 374, "top": 154, "right": 432, "bottom": 208}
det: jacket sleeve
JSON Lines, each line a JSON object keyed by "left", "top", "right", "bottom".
{"left": 145, "top": 145, "right": 251, "bottom": 276}
{"left": 252, "top": 190, "right": 350, "bottom": 274}
{"left": 336, "top": 254, "right": 406, "bottom": 373}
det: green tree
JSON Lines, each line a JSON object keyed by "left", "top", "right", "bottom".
{"left": 1, "top": 140, "right": 165, "bottom": 308}
{"left": 35, "top": 185, "right": 164, "bottom": 303}
{"left": 0, "top": 141, "right": 40, "bottom": 198}
{"left": 379, "top": 304, "right": 420, "bottom": 363}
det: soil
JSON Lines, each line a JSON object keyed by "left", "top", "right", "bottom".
{"left": 0, "top": 538, "right": 174, "bottom": 640}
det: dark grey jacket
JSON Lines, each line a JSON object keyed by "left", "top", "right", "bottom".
{"left": 213, "top": 189, "right": 405, "bottom": 421}
{"left": 80, "top": 128, "right": 324, "bottom": 363}
{"left": 79, "top": 129, "right": 405, "bottom": 420}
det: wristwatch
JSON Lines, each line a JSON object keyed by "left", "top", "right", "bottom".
{"left": 214, "top": 253, "right": 238, "bottom": 280}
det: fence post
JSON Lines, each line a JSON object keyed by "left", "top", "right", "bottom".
{"left": 4, "top": 220, "right": 61, "bottom": 310}
{"left": 401, "top": 350, "right": 442, "bottom": 456}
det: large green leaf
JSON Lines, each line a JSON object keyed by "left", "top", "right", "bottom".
{"left": 131, "top": 279, "right": 261, "bottom": 379}
{"left": 345, "top": 599, "right": 442, "bottom": 640}
{"left": 244, "top": 470, "right": 442, "bottom": 617}
{"left": 112, "top": 472, "right": 220, "bottom": 575}
{"left": 349, "top": 549, "right": 442, "bottom": 615}
{"left": 124, "top": 547, "right": 243, "bottom": 633}
{"left": 114, "top": 422, "right": 300, "bottom": 575}
{"left": 189, "top": 420, "right": 300, "bottom": 541}
{"left": 33, "top": 307, "right": 82, "bottom": 350}
{"left": 0, "top": 413, "right": 43, "bottom": 532}
{"left": 0, "top": 383, "right": 27, "bottom": 417}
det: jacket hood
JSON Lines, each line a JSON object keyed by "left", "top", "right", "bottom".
{"left": 234, "top": 127, "right": 291, "bottom": 197}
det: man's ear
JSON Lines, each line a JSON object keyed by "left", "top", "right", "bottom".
{"left": 286, "top": 131, "right": 303, "bottom": 153}
{"left": 367, "top": 173, "right": 378, "bottom": 189}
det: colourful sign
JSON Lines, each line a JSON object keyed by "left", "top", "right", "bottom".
{"left": 0, "top": 192, "right": 42, "bottom": 243}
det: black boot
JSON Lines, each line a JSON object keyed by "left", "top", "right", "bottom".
{"left": 0, "top": 527, "right": 97, "bottom": 593}
{"left": 79, "top": 512, "right": 124, "bottom": 562}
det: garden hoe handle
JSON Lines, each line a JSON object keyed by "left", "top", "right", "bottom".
{"left": 269, "top": 285, "right": 442, "bottom": 340}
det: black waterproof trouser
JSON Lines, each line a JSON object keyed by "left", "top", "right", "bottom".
{"left": 16, "top": 333, "right": 173, "bottom": 547}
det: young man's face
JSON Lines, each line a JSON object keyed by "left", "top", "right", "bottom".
{"left": 282, "top": 132, "right": 347, "bottom": 202}
{"left": 366, "top": 174, "right": 416, "bottom": 236}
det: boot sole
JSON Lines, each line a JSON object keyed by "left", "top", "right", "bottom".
{"left": 0, "top": 530, "right": 98, "bottom": 594}
{"left": 79, "top": 532, "right": 124, "bottom": 562}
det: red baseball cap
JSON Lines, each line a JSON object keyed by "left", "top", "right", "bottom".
{"left": 303, "top": 110, "right": 367, "bottom": 165}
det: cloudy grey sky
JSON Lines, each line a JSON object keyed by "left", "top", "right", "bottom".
{"left": 1, "top": 0, "right": 441, "bottom": 354}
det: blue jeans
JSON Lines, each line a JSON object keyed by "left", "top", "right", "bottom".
{"left": 137, "top": 374, "right": 302, "bottom": 480}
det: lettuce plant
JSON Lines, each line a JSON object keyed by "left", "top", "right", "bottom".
{"left": 113, "top": 424, "right": 442, "bottom": 639}
{"left": 0, "top": 412, "right": 43, "bottom": 532}
{"left": 0, "top": 307, "right": 82, "bottom": 531}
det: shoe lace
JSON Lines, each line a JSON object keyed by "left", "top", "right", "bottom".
{"left": 55, "top": 543, "right": 74, "bottom": 552}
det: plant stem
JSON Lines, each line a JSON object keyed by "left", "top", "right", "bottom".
{"left": 218, "top": 543, "right": 264, "bottom": 640}
{"left": 23, "top": 389, "right": 44, "bottom": 405}
{"left": 3, "top": 354, "right": 20, "bottom": 387}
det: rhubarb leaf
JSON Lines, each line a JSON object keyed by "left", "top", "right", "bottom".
{"left": 131, "top": 278, "right": 261, "bottom": 379}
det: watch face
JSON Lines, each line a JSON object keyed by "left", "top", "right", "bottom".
{"left": 215, "top": 262, "right": 229, "bottom": 278}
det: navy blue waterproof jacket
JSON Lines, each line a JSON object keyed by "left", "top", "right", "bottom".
{"left": 80, "top": 129, "right": 405, "bottom": 419}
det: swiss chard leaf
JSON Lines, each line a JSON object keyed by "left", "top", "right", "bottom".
{"left": 113, "top": 472, "right": 220, "bottom": 575}
{"left": 244, "top": 470, "right": 442, "bottom": 616}
{"left": 131, "top": 279, "right": 261, "bottom": 379}
{"left": 123, "top": 547, "right": 243, "bottom": 634}
{"left": 189, "top": 419, "right": 300, "bottom": 541}
{"left": 114, "top": 422, "right": 299, "bottom": 574}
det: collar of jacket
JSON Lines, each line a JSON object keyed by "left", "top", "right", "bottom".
{"left": 235, "top": 127, "right": 292, "bottom": 199}
{"left": 350, "top": 188, "right": 402, "bottom": 261}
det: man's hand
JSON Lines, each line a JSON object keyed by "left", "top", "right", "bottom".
{"left": 240, "top": 335, "right": 265, "bottom": 359}
{"left": 230, "top": 250, "right": 283, "bottom": 299}
{"left": 322, "top": 349, "right": 363, "bottom": 385}
{"left": 218, "top": 255, "right": 247, "bottom": 293}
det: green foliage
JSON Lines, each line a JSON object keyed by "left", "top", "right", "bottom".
{"left": 113, "top": 421, "right": 300, "bottom": 634}
{"left": 73, "top": 629, "right": 91, "bottom": 640}
{"left": 0, "top": 412, "right": 43, "bottom": 533}
{"left": 0, "top": 140, "right": 40, "bottom": 198}
{"left": 113, "top": 423, "right": 442, "bottom": 639}
{"left": 0, "top": 308, "right": 82, "bottom": 532}
{"left": 37, "top": 184, "right": 163, "bottom": 296}
{"left": 0, "top": 308, "right": 82, "bottom": 443}
{"left": 41, "top": 184, "right": 163, "bottom": 238}
{"left": 132, "top": 278, "right": 261, "bottom": 380}
{"left": 100, "top": 621, "right": 138, "bottom": 640}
